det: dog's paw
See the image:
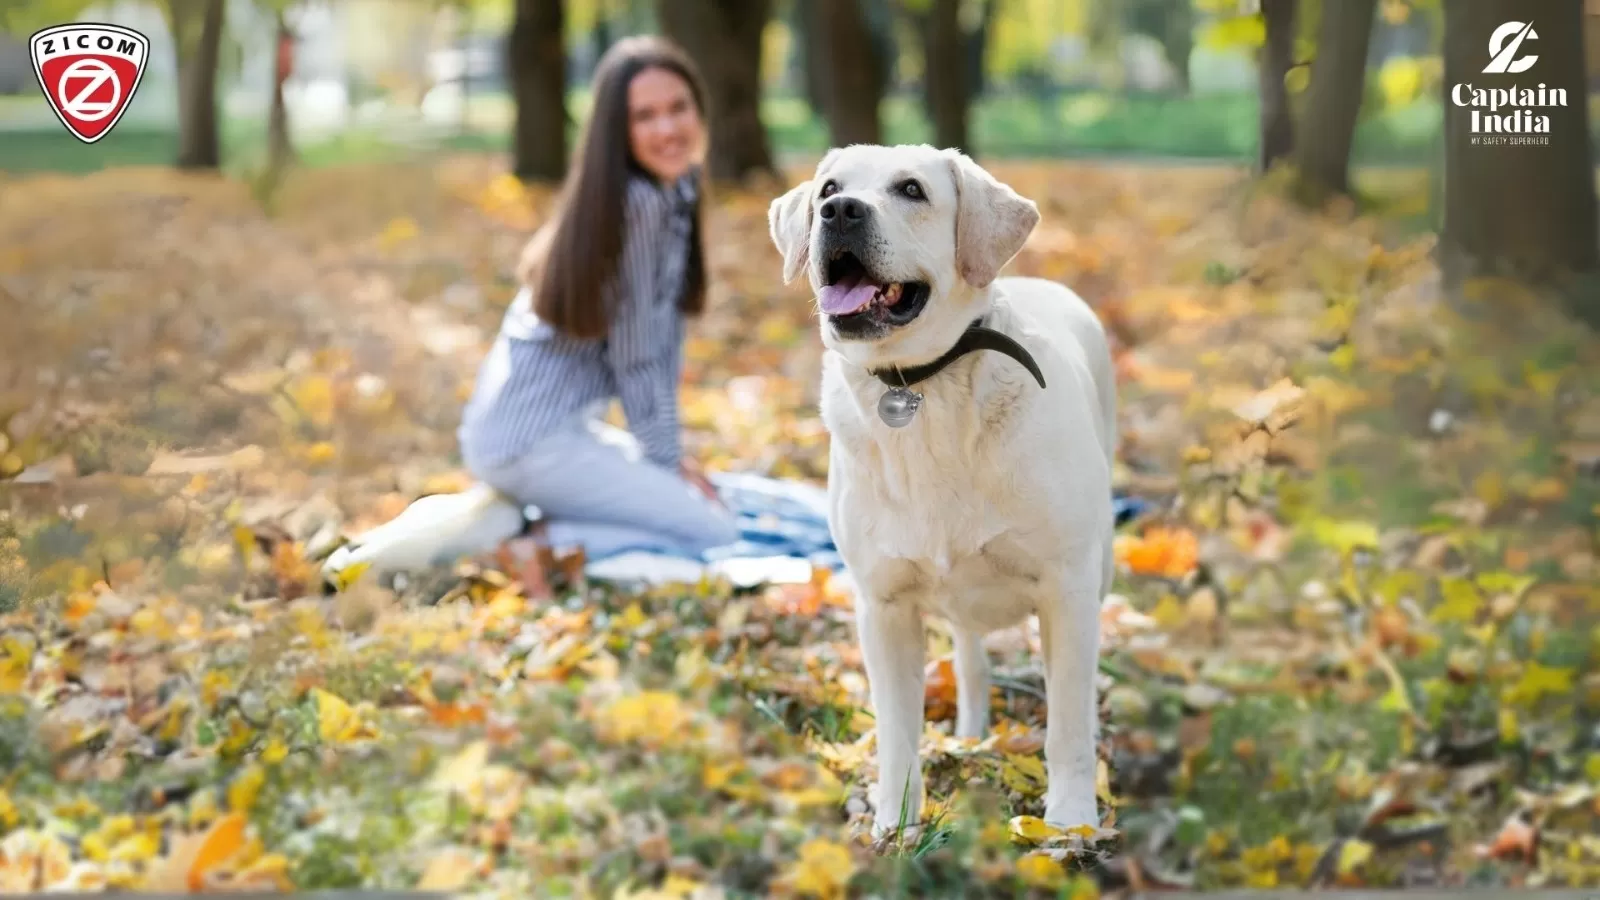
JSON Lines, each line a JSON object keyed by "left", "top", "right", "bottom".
{"left": 1043, "top": 799, "right": 1099, "bottom": 832}
{"left": 870, "top": 818, "right": 923, "bottom": 846}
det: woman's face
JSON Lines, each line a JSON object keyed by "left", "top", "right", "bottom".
{"left": 627, "top": 66, "right": 703, "bottom": 184}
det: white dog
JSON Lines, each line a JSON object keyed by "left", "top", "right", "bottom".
{"left": 768, "top": 145, "right": 1116, "bottom": 836}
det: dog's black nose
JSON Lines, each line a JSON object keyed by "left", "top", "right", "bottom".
{"left": 819, "top": 195, "right": 867, "bottom": 230}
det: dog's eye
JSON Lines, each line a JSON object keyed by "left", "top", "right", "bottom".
{"left": 819, "top": 180, "right": 839, "bottom": 199}
{"left": 898, "top": 180, "right": 925, "bottom": 200}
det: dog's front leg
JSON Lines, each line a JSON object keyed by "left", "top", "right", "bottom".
{"left": 1037, "top": 584, "right": 1101, "bottom": 829}
{"left": 858, "top": 596, "right": 926, "bottom": 838}
{"left": 952, "top": 626, "right": 990, "bottom": 740}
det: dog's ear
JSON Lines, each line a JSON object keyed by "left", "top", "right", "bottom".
{"left": 768, "top": 179, "right": 815, "bottom": 285}
{"left": 946, "top": 151, "right": 1040, "bottom": 288}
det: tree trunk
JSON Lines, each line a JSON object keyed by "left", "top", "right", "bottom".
{"left": 1441, "top": 0, "right": 1599, "bottom": 278}
{"left": 793, "top": 0, "right": 827, "bottom": 112}
{"left": 1257, "top": 0, "right": 1296, "bottom": 172}
{"left": 1163, "top": 0, "right": 1194, "bottom": 94}
{"left": 657, "top": 0, "right": 776, "bottom": 183}
{"left": 457, "top": 3, "right": 472, "bottom": 136}
{"left": 966, "top": 0, "right": 996, "bottom": 98}
{"left": 1291, "top": 0, "right": 1376, "bottom": 200}
{"left": 168, "top": 0, "right": 226, "bottom": 170}
{"left": 809, "top": 0, "right": 883, "bottom": 146}
{"left": 923, "top": 0, "right": 970, "bottom": 153}
{"left": 509, "top": 0, "right": 566, "bottom": 183}
{"left": 267, "top": 11, "right": 294, "bottom": 172}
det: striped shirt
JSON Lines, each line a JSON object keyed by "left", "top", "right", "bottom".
{"left": 458, "top": 168, "right": 699, "bottom": 473}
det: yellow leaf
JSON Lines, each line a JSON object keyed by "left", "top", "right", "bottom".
{"left": 227, "top": 765, "right": 266, "bottom": 813}
{"left": 786, "top": 839, "right": 856, "bottom": 899}
{"left": 325, "top": 560, "right": 371, "bottom": 593}
{"left": 1504, "top": 662, "right": 1576, "bottom": 707}
{"left": 1376, "top": 56, "right": 1424, "bottom": 106}
{"left": 1336, "top": 838, "right": 1373, "bottom": 881}
{"left": 592, "top": 691, "right": 693, "bottom": 748}
{"left": 1199, "top": 14, "right": 1266, "bottom": 49}
{"left": 1329, "top": 343, "right": 1357, "bottom": 373}
{"left": 617, "top": 602, "right": 649, "bottom": 632}
{"left": 1583, "top": 752, "right": 1600, "bottom": 784}
{"left": 431, "top": 740, "right": 491, "bottom": 795}
{"left": 1009, "top": 815, "right": 1063, "bottom": 844}
{"left": 1015, "top": 852, "right": 1067, "bottom": 889}
{"left": 1308, "top": 518, "right": 1379, "bottom": 554}
{"left": 108, "top": 831, "right": 161, "bottom": 863}
{"left": 285, "top": 374, "right": 336, "bottom": 430}
{"left": 1431, "top": 577, "right": 1483, "bottom": 625}
{"left": 312, "top": 688, "right": 377, "bottom": 744}
{"left": 1285, "top": 64, "right": 1310, "bottom": 94}
{"left": 1499, "top": 708, "right": 1520, "bottom": 743}
{"left": 378, "top": 216, "right": 420, "bottom": 248}
{"left": 261, "top": 737, "right": 289, "bottom": 765}
{"left": 416, "top": 847, "right": 477, "bottom": 891}
{"left": 1001, "top": 753, "right": 1048, "bottom": 796}
{"left": 1474, "top": 470, "right": 1506, "bottom": 510}
{"left": 0, "top": 634, "right": 33, "bottom": 694}
{"left": 1150, "top": 593, "right": 1185, "bottom": 630}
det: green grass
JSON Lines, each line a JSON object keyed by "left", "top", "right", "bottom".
{"left": 0, "top": 89, "right": 1460, "bottom": 176}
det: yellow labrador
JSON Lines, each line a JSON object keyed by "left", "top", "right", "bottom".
{"left": 768, "top": 145, "right": 1116, "bottom": 836}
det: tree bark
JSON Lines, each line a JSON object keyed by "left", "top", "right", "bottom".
{"left": 923, "top": 0, "right": 970, "bottom": 153}
{"left": 1163, "top": 0, "right": 1194, "bottom": 94}
{"left": 509, "top": 0, "right": 566, "bottom": 183}
{"left": 793, "top": 0, "right": 827, "bottom": 112}
{"left": 809, "top": 0, "right": 883, "bottom": 146}
{"left": 657, "top": 0, "right": 776, "bottom": 183}
{"left": 1441, "top": 0, "right": 1599, "bottom": 278}
{"left": 1291, "top": 0, "right": 1376, "bottom": 200}
{"left": 966, "top": 0, "right": 996, "bottom": 98}
{"left": 267, "top": 10, "right": 293, "bottom": 172}
{"left": 167, "top": 0, "right": 226, "bottom": 170}
{"left": 1257, "top": 0, "right": 1297, "bottom": 172}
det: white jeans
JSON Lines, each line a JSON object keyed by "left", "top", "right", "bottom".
{"left": 468, "top": 410, "right": 739, "bottom": 560}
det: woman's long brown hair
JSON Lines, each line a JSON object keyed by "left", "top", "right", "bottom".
{"left": 521, "top": 36, "right": 709, "bottom": 340}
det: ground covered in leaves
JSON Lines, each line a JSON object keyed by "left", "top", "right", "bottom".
{"left": 1, "top": 157, "right": 1598, "bottom": 898}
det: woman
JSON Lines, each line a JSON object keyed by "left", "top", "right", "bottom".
{"left": 458, "top": 36, "right": 739, "bottom": 578}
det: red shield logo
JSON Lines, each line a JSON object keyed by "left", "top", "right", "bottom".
{"left": 30, "top": 23, "right": 150, "bottom": 145}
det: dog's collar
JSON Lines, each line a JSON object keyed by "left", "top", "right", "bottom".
{"left": 870, "top": 317, "right": 1047, "bottom": 391}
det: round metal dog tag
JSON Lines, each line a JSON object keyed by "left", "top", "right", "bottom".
{"left": 877, "top": 387, "right": 923, "bottom": 428}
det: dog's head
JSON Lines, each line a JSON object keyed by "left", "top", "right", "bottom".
{"left": 768, "top": 144, "right": 1039, "bottom": 365}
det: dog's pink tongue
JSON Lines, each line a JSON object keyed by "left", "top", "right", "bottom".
{"left": 818, "top": 274, "right": 878, "bottom": 316}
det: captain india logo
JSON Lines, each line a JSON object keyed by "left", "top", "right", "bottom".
{"left": 1450, "top": 20, "right": 1566, "bottom": 147}
{"left": 30, "top": 23, "right": 151, "bottom": 144}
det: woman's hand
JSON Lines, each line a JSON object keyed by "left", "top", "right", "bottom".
{"left": 680, "top": 458, "right": 723, "bottom": 509}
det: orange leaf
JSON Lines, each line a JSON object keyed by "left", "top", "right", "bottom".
{"left": 188, "top": 812, "right": 248, "bottom": 891}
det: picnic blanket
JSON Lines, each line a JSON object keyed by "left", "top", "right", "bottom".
{"left": 322, "top": 473, "right": 1152, "bottom": 590}
{"left": 585, "top": 472, "right": 1152, "bottom": 587}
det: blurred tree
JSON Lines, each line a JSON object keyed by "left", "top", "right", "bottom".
{"left": 1441, "top": 0, "right": 1598, "bottom": 281}
{"left": 809, "top": 0, "right": 885, "bottom": 145}
{"left": 267, "top": 5, "right": 294, "bottom": 171}
{"left": 510, "top": 0, "right": 566, "bottom": 182}
{"left": 1125, "top": 0, "right": 1195, "bottom": 92}
{"left": 657, "top": 0, "right": 777, "bottom": 183}
{"left": 789, "top": 0, "right": 826, "bottom": 111}
{"left": 164, "top": 0, "right": 227, "bottom": 169}
{"left": 0, "top": 0, "right": 97, "bottom": 34}
{"left": 1256, "top": 0, "right": 1296, "bottom": 170}
{"left": 908, "top": 0, "right": 979, "bottom": 152}
{"left": 1290, "top": 0, "right": 1375, "bottom": 200}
